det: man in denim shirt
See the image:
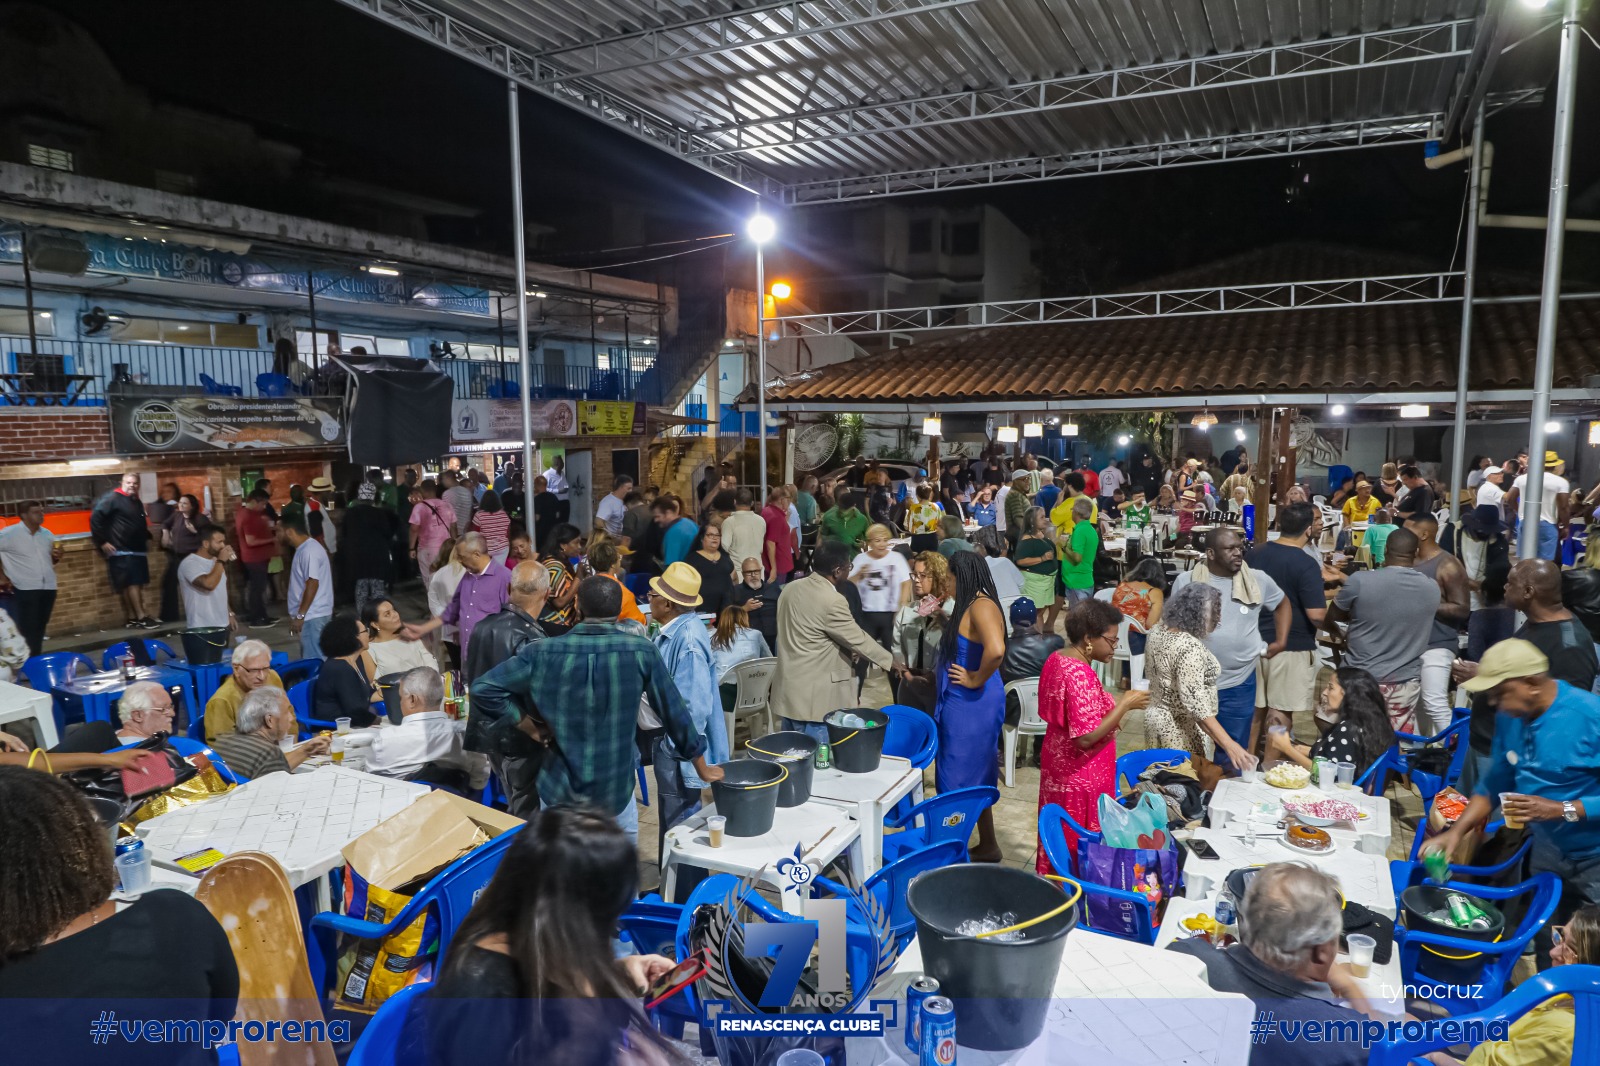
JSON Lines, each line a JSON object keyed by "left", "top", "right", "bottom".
{"left": 647, "top": 561, "right": 729, "bottom": 854}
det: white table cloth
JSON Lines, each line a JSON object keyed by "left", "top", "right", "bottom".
{"left": 660, "top": 800, "right": 864, "bottom": 909}
{"left": 807, "top": 756, "right": 924, "bottom": 875}
{"left": 1209, "top": 778, "right": 1392, "bottom": 854}
{"left": 0, "top": 678, "right": 56, "bottom": 748}
{"left": 136, "top": 765, "right": 428, "bottom": 908}
{"left": 847, "top": 929, "right": 1253, "bottom": 1066}
{"left": 1178, "top": 825, "right": 1395, "bottom": 919}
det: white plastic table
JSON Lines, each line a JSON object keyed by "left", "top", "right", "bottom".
{"left": 1155, "top": 894, "right": 1406, "bottom": 1015}
{"left": 1178, "top": 825, "right": 1395, "bottom": 918}
{"left": 847, "top": 928, "right": 1253, "bottom": 1066}
{"left": 1209, "top": 778, "right": 1392, "bottom": 854}
{"left": 0, "top": 679, "right": 57, "bottom": 748}
{"left": 135, "top": 765, "right": 428, "bottom": 909}
{"left": 660, "top": 800, "right": 864, "bottom": 909}
{"left": 806, "top": 755, "right": 924, "bottom": 874}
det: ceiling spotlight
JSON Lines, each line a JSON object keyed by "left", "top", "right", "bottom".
{"left": 1331, "top": 404, "right": 1346, "bottom": 416}
{"left": 922, "top": 416, "right": 942, "bottom": 437}
{"left": 1545, "top": 420, "right": 1561, "bottom": 434}
{"left": 1023, "top": 422, "right": 1043, "bottom": 438}
{"left": 747, "top": 214, "right": 777, "bottom": 245}
{"left": 1399, "top": 404, "right": 1430, "bottom": 419}
{"left": 997, "top": 426, "right": 1019, "bottom": 444}
{"left": 1115, "top": 434, "right": 1130, "bottom": 446}
{"left": 363, "top": 264, "right": 400, "bottom": 277}
{"left": 1191, "top": 411, "right": 1217, "bottom": 430}
{"left": 1234, "top": 428, "right": 1247, "bottom": 442}
{"left": 769, "top": 281, "right": 792, "bottom": 300}
{"left": 1062, "top": 422, "right": 1079, "bottom": 436}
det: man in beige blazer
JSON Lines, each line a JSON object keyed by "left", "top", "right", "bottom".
{"left": 770, "top": 540, "right": 895, "bottom": 741}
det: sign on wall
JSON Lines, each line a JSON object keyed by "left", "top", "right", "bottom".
{"left": 452, "top": 399, "right": 645, "bottom": 441}
{"left": 109, "top": 395, "right": 346, "bottom": 454}
{"left": 578, "top": 401, "right": 646, "bottom": 436}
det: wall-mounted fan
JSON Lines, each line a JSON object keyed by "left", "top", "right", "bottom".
{"left": 793, "top": 423, "right": 839, "bottom": 472}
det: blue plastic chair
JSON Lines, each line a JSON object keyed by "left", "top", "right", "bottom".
{"left": 101, "top": 639, "right": 179, "bottom": 670}
{"left": 1390, "top": 832, "right": 1532, "bottom": 899}
{"left": 345, "top": 979, "right": 428, "bottom": 1066}
{"left": 22, "top": 651, "right": 96, "bottom": 691}
{"left": 1393, "top": 871, "right": 1562, "bottom": 1015}
{"left": 111, "top": 735, "right": 240, "bottom": 785}
{"left": 1114, "top": 747, "right": 1190, "bottom": 797}
{"left": 198, "top": 372, "right": 243, "bottom": 397}
{"left": 277, "top": 657, "right": 323, "bottom": 688}
{"left": 288, "top": 677, "right": 336, "bottom": 736}
{"left": 1039, "top": 804, "right": 1159, "bottom": 944}
{"left": 813, "top": 839, "right": 964, "bottom": 949}
{"left": 880, "top": 785, "right": 999, "bottom": 864}
{"left": 1369, "top": 964, "right": 1600, "bottom": 1066}
{"left": 882, "top": 705, "right": 937, "bottom": 769}
{"left": 619, "top": 897, "right": 699, "bottom": 1039}
{"left": 310, "top": 825, "right": 525, "bottom": 989}
{"left": 255, "top": 372, "right": 295, "bottom": 397}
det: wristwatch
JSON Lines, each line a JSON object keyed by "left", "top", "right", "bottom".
{"left": 1563, "top": 800, "right": 1581, "bottom": 823}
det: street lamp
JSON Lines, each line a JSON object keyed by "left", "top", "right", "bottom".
{"left": 769, "top": 281, "right": 792, "bottom": 300}
{"left": 749, "top": 213, "right": 777, "bottom": 502}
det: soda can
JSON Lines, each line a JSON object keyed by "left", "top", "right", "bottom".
{"left": 905, "top": 975, "right": 940, "bottom": 1052}
{"left": 119, "top": 654, "right": 136, "bottom": 682}
{"left": 1214, "top": 897, "right": 1235, "bottom": 929}
{"left": 919, "top": 996, "right": 956, "bottom": 1066}
{"left": 114, "top": 836, "right": 144, "bottom": 859}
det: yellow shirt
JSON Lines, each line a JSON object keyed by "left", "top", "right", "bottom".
{"left": 1050, "top": 495, "right": 1099, "bottom": 535}
{"left": 204, "top": 670, "right": 284, "bottom": 743}
{"left": 1464, "top": 997, "right": 1572, "bottom": 1066}
{"left": 1342, "top": 495, "right": 1382, "bottom": 524}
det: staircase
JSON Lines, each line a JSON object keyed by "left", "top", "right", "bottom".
{"left": 649, "top": 436, "right": 718, "bottom": 500}
{"left": 634, "top": 249, "right": 729, "bottom": 411}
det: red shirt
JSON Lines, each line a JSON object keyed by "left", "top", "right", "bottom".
{"left": 1082, "top": 469, "right": 1100, "bottom": 497}
{"left": 235, "top": 508, "right": 276, "bottom": 564}
{"left": 762, "top": 504, "right": 794, "bottom": 577}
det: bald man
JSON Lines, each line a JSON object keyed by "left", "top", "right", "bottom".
{"left": 460, "top": 558, "right": 550, "bottom": 817}
{"left": 1325, "top": 528, "right": 1439, "bottom": 734}
{"left": 1405, "top": 514, "right": 1471, "bottom": 736}
{"left": 1453, "top": 559, "right": 1597, "bottom": 794}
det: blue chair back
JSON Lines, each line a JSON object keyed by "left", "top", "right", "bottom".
{"left": 256, "top": 373, "right": 295, "bottom": 397}
{"left": 1370, "top": 964, "right": 1600, "bottom": 1066}
{"left": 277, "top": 657, "right": 323, "bottom": 688}
{"left": 345, "top": 980, "right": 429, "bottom": 1066}
{"left": 311, "top": 826, "right": 525, "bottom": 981}
{"left": 199, "top": 373, "right": 243, "bottom": 397}
{"left": 883, "top": 785, "right": 999, "bottom": 862}
{"left": 288, "top": 677, "right": 335, "bottom": 735}
{"left": 618, "top": 896, "right": 696, "bottom": 1038}
{"left": 1356, "top": 743, "right": 1407, "bottom": 795}
{"left": 101, "top": 639, "right": 179, "bottom": 670}
{"left": 829, "top": 840, "right": 963, "bottom": 947}
{"left": 22, "top": 652, "right": 97, "bottom": 691}
{"left": 882, "top": 705, "right": 937, "bottom": 768}
{"left": 1394, "top": 871, "right": 1562, "bottom": 1015}
{"left": 1038, "top": 804, "right": 1160, "bottom": 943}
{"left": 1114, "top": 747, "right": 1190, "bottom": 797}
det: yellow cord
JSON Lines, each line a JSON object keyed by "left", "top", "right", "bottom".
{"left": 972, "top": 876, "right": 1084, "bottom": 939}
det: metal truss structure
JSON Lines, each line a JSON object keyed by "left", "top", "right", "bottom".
{"left": 770, "top": 272, "right": 1465, "bottom": 337}
{"left": 695, "top": 21, "right": 1472, "bottom": 158}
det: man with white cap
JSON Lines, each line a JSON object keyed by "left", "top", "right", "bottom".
{"left": 1427, "top": 637, "right": 1600, "bottom": 966}
{"left": 645, "top": 561, "right": 726, "bottom": 851}
{"left": 1506, "top": 451, "right": 1570, "bottom": 561}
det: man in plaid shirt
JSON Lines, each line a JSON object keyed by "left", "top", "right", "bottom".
{"left": 470, "top": 575, "right": 723, "bottom": 844}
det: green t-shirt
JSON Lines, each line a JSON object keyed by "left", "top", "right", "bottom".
{"left": 1363, "top": 522, "right": 1398, "bottom": 566}
{"left": 1017, "top": 537, "right": 1056, "bottom": 576}
{"left": 1061, "top": 523, "right": 1098, "bottom": 590}
{"left": 1122, "top": 503, "right": 1152, "bottom": 529}
{"left": 821, "top": 506, "right": 868, "bottom": 549}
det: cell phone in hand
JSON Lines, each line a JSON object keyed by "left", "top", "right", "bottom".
{"left": 644, "top": 949, "right": 710, "bottom": 1009}
{"left": 1184, "top": 838, "right": 1221, "bottom": 862}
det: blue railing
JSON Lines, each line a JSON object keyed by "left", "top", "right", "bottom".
{"left": 0, "top": 335, "right": 651, "bottom": 405}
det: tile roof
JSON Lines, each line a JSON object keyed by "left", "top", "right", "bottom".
{"left": 769, "top": 245, "right": 1600, "bottom": 406}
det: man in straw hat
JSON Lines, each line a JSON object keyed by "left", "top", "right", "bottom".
{"left": 306, "top": 475, "right": 337, "bottom": 554}
{"left": 645, "top": 561, "right": 726, "bottom": 851}
{"left": 1505, "top": 451, "right": 1571, "bottom": 561}
{"left": 770, "top": 540, "right": 894, "bottom": 744}
{"left": 471, "top": 574, "right": 722, "bottom": 845}
{"left": 1426, "top": 637, "right": 1600, "bottom": 966}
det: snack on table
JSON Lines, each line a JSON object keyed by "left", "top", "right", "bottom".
{"left": 1264, "top": 763, "right": 1311, "bottom": 789}
{"left": 1283, "top": 797, "right": 1364, "bottom": 823}
{"left": 1284, "top": 824, "right": 1333, "bottom": 853}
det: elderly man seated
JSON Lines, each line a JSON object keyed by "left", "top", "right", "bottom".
{"left": 210, "top": 687, "right": 328, "bottom": 780}
{"left": 114, "top": 681, "right": 178, "bottom": 745}
{"left": 1168, "top": 862, "right": 1386, "bottom": 1066}
{"left": 345, "top": 666, "right": 488, "bottom": 792}
{"left": 203, "top": 638, "right": 282, "bottom": 743}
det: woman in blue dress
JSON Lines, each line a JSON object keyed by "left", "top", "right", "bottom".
{"left": 934, "top": 551, "right": 1008, "bottom": 862}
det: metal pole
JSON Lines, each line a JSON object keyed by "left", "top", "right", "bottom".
{"left": 20, "top": 231, "right": 37, "bottom": 356}
{"left": 508, "top": 80, "right": 535, "bottom": 502}
{"left": 1518, "top": 0, "right": 1581, "bottom": 561}
{"left": 1448, "top": 108, "right": 1485, "bottom": 527}
{"left": 306, "top": 269, "right": 319, "bottom": 371}
{"left": 756, "top": 243, "right": 768, "bottom": 503}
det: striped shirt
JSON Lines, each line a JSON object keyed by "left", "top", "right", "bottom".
{"left": 469, "top": 622, "right": 706, "bottom": 814}
{"left": 471, "top": 509, "right": 512, "bottom": 555}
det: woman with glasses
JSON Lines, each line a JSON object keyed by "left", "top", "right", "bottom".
{"left": 1034, "top": 599, "right": 1150, "bottom": 872}
{"left": 1142, "top": 582, "right": 1255, "bottom": 772}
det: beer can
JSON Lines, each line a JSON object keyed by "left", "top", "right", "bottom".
{"left": 905, "top": 975, "right": 940, "bottom": 1052}
{"left": 1445, "top": 893, "right": 1483, "bottom": 929}
{"left": 919, "top": 996, "right": 956, "bottom": 1066}
{"left": 814, "top": 742, "right": 832, "bottom": 771}
{"left": 114, "top": 836, "right": 144, "bottom": 858}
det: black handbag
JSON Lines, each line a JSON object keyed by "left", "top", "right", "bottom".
{"left": 60, "top": 732, "right": 197, "bottom": 820}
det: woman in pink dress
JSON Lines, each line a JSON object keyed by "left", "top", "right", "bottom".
{"left": 1035, "top": 598, "right": 1150, "bottom": 874}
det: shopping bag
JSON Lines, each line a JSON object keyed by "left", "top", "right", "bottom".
{"left": 1097, "top": 791, "right": 1168, "bottom": 849}
{"left": 1079, "top": 840, "right": 1180, "bottom": 939}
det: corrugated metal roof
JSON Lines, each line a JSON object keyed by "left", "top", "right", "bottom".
{"left": 409, "top": 0, "right": 1500, "bottom": 200}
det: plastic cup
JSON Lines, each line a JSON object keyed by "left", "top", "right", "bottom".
{"left": 776, "top": 1051, "right": 825, "bottom": 1066}
{"left": 1240, "top": 767, "right": 1261, "bottom": 784}
{"left": 1133, "top": 679, "right": 1150, "bottom": 691}
{"left": 1346, "top": 933, "right": 1376, "bottom": 979}
{"left": 331, "top": 735, "right": 345, "bottom": 765}
{"left": 116, "top": 849, "right": 153, "bottom": 896}
{"left": 707, "top": 815, "right": 726, "bottom": 848}
{"left": 1500, "top": 793, "right": 1524, "bottom": 830}
{"left": 335, "top": 717, "right": 353, "bottom": 735}
{"left": 1336, "top": 761, "right": 1357, "bottom": 789}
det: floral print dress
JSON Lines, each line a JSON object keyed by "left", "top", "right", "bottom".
{"left": 1141, "top": 625, "right": 1221, "bottom": 757}
{"left": 1036, "top": 651, "right": 1116, "bottom": 874}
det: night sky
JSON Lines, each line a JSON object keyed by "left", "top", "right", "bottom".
{"left": 25, "top": 0, "right": 1600, "bottom": 291}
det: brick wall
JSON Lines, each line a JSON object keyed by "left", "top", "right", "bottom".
{"left": 46, "top": 538, "right": 172, "bottom": 633}
{"left": 0, "top": 410, "right": 113, "bottom": 462}
{"left": 565, "top": 434, "right": 655, "bottom": 525}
